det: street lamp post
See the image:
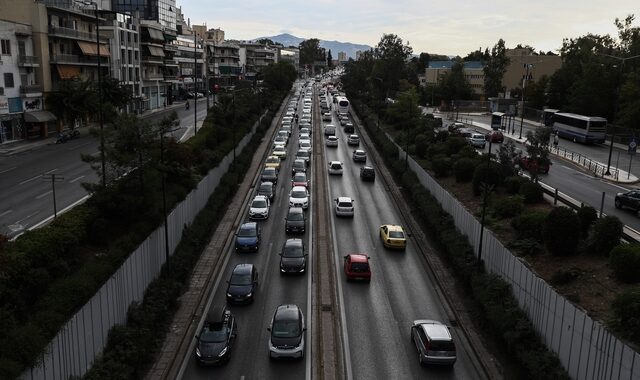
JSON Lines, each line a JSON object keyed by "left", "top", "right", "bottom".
{"left": 519, "top": 64, "right": 533, "bottom": 139}
{"left": 600, "top": 53, "right": 640, "bottom": 175}
{"left": 477, "top": 138, "right": 494, "bottom": 266}
{"left": 193, "top": 33, "right": 198, "bottom": 135}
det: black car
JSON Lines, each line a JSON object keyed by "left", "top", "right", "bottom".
{"left": 360, "top": 166, "right": 375, "bottom": 182}
{"left": 195, "top": 305, "right": 237, "bottom": 365}
{"left": 226, "top": 264, "right": 258, "bottom": 304}
{"left": 268, "top": 304, "right": 305, "bottom": 359}
{"left": 285, "top": 207, "right": 306, "bottom": 234}
{"left": 257, "top": 181, "right": 275, "bottom": 200}
{"left": 615, "top": 190, "right": 640, "bottom": 213}
{"left": 279, "top": 239, "right": 307, "bottom": 275}
{"left": 261, "top": 167, "right": 278, "bottom": 185}
{"left": 344, "top": 122, "right": 354, "bottom": 134}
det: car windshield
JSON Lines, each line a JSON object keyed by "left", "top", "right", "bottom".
{"left": 252, "top": 199, "right": 267, "bottom": 208}
{"left": 338, "top": 202, "right": 352, "bottom": 207}
{"left": 272, "top": 319, "right": 300, "bottom": 338}
{"left": 351, "top": 262, "right": 369, "bottom": 273}
{"left": 267, "top": 157, "right": 279, "bottom": 164}
{"left": 297, "top": 151, "right": 309, "bottom": 158}
{"left": 283, "top": 243, "right": 304, "bottom": 257}
{"left": 274, "top": 147, "right": 285, "bottom": 152}
{"left": 291, "top": 190, "right": 307, "bottom": 198}
{"left": 294, "top": 174, "right": 305, "bottom": 182}
{"left": 389, "top": 231, "right": 405, "bottom": 239}
{"left": 331, "top": 164, "right": 342, "bottom": 169}
{"left": 263, "top": 169, "right": 275, "bottom": 175}
{"left": 238, "top": 226, "right": 256, "bottom": 237}
{"left": 201, "top": 325, "right": 228, "bottom": 343}
{"left": 230, "top": 271, "right": 252, "bottom": 285}
{"left": 429, "top": 340, "right": 455, "bottom": 351}
{"left": 259, "top": 183, "right": 272, "bottom": 192}
{"left": 288, "top": 211, "right": 304, "bottom": 221}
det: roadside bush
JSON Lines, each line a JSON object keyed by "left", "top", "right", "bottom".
{"left": 543, "top": 207, "right": 581, "bottom": 256}
{"left": 503, "top": 176, "right": 527, "bottom": 194}
{"left": 508, "top": 238, "right": 544, "bottom": 256}
{"left": 431, "top": 156, "right": 452, "bottom": 178}
{"left": 609, "top": 244, "right": 640, "bottom": 283}
{"left": 611, "top": 288, "right": 640, "bottom": 344}
{"left": 472, "top": 162, "right": 504, "bottom": 195}
{"left": 519, "top": 181, "right": 544, "bottom": 204}
{"left": 453, "top": 157, "right": 477, "bottom": 182}
{"left": 576, "top": 206, "right": 598, "bottom": 238}
{"left": 445, "top": 136, "right": 468, "bottom": 155}
{"left": 550, "top": 267, "right": 581, "bottom": 286}
{"left": 493, "top": 195, "right": 525, "bottom": 219}
{"left": 414, "top": 134, "right": 428, "bottom": 158}
{"left": 585, "top": 216, "right": 624, "bottom": 256}
{"left": 425, "top": 143, "right": 448, "bottom": 160}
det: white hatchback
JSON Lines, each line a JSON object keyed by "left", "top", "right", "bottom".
{"left": 335, "top": 197, "right": 354, "bottom": 217}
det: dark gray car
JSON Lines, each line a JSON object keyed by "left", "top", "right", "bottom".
{"left": 261, "top": 167, "right": 278, "bottom": 185}
{"left": 285, "top": 207, "right": 306, "bottom": 234}
{"left": 279, "top": 239, "right": 307, "bottom": 275}
{"left": 257, "top": 181, "right": 275, "bottom": 200}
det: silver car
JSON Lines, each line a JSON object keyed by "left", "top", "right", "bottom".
{"left": 411, "top": 320, "right": 456, "bottom": 367}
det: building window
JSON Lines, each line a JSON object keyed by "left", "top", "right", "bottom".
{"left": 4, "top": 73, "right": 15, "bottom": 88}
{"left": 1, "top": 39, "right": 11, "bottom": 55}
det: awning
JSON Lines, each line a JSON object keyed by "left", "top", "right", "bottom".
{"left": 57, "top": 65, "right": 81, "bottom": 79}
{"left": 148, "top": 28, "right": 164, "bottom": 41}
{"left": 24, "top": 110, "right": 57, "bottom": 123}
{"left": 77, "top": 41, "right": 109, "bottom": 57}
{"left": 163, "top": 33, "right": 176, "bottom": 42}
{"left": 147, "top": 46, "right": 165, "bottom": 57}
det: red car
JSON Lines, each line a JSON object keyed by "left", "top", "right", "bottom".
{"left": 485, "top": 131, "right": 504, "bottom": 143}
{"left": 291, "top": 172, "right": 309, "bottom": 188}
{"left": 343, "top": 254, "right": 371, "bottom": 282}
{"left": 518, "top": 156, "right": 550, "bottom": 174}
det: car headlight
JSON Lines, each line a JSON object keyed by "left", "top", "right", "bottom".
{"left": 227, "top": 292, "right": 233, "bottom": 298}
{"left": 218, "top": 346, "right": 228, "bottom": 357}
{"left": 246, "top": 292, "right": 253, "bottom": 298}
{"left": 196, "top": 347, "right": 202, "bottom": 357}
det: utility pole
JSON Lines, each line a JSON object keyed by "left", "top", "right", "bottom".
{"left": 193, "top": 33, "right": 198, "bottom": 135}
{"left": 519, "top": 64, "right": 533, "bottom": 139}
{"left": 42, "top": 173, "right": 64, "bottom": 218}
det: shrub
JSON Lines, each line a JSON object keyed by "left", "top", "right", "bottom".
{"left": 611, "top": 288, "right": 640, "bottom": 344}
{"left": 414, "top": 134, "right": 428, "bottom": 158}
{"left": 472, "top": 162, "right": 504, "bottom": 195}
{"left": 550, "top": 268, "right": 581, "bottom": 285}
{"left": 609, "top": 244, "right": 640, "bottom": 283}
{"left": 493, "top": 195, "right": 525, "bottom": 219}
{"left": 576, "top": 206, "right": 598, "bottom": 238}
{"left": 543, "top": 207, "right": 581, "bottom": 256}
{"left": 453, "top": 157, "right": 477, "bottom": 182}
{"left": 431, "top": 156, "right": 452, "bottom": 177}
{"left": 504, "top": 176, "right": 527, "bottom": 194}
{"left": 511, "top": 210, "right": 549, "bottom": 241}
{"left": 519, "top": 181, "right": 544, "bottom": 204}
{"left": 508, "top": 238, "right": 544, "bottom": 256}
{"left": 585, "top": 216, "right": 623, "bottom": 256}
{"left": 446, "top": 136, "right": 468, "bottom": 155}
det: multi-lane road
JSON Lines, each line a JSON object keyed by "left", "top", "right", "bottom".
{"left": 0, "top": 98, "right": 209, "bottom": 237}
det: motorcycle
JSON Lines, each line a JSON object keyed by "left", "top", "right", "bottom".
{"left": 56, "top": 132, "right": 69, "bottom": 144}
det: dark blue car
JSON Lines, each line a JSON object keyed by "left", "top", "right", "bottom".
{"left": 235, "top": 222, "right": 260, "bottom": 252}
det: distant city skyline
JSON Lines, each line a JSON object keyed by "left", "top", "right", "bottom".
{"left": 176, "top": 0, "right": 637, "bottom": 56}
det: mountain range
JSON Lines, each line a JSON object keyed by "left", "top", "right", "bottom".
{"left": 256, "top": 33, "right": 372, "bottom": 60}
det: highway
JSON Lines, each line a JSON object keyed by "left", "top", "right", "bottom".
{"left": 0, "top": 98, "right": 209, "bottom": 238}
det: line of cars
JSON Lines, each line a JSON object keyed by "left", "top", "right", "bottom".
{"left": 195, "top": 82, "right": 316, "bottom": 366}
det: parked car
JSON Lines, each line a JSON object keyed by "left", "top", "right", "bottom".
{"left": 328, "top": 161, "right": 344, "bottom": 175}
{"left": 326, "top": 135, "right": 339, "bottom": 147}
{"left": 235, "top": 222, "right": 260, "bottom": 252}
{"left": 343, "top": 254, "right": 371, "bottom": 282}
{"left": 468, "top": 133, "right": 486, "bottom": 149}
{"left": 380, "top": 224, "right": 407, "bottom": 250}
{"left": 411, "top": 320, "right": 457, "bottom": 367}
{"left": 194, "top": 305, "right": 237, "bottom": 365}
{"left": 285, "top": 207, "right": 306, "bottom": 234}
{"left": 291, "top": 159, "right": 307, "bottom": 175}
{"left": 486, "top": 130, "right": 504, "bottom": 143}
{"left": 257, "top": 181, "right": 275, "bottom": 200}
{"left": 279, "top": 239, "right": 307, "bottom": 275}
{"left": 447, "top": 122, "right": 465, "bottom": 132}
{"left": 615, "top": 190, "right": 640, "bottom": 213}
{"left": 352, "top": 149, "right": 367, "bottom": 163}
{"left": 347, "top": 134, "right": 360, "bottom": 146}
{"left": 334, "top": 197, "right": 355, "bottom": 217}
{"left": 268, "top": 304, "right": 305, "bottom": 359}
{"left": 248, "top": 195, "right": 270, "bottom": 220}
{"left": 289, "top": 186, "right": 309, "bottom": 209}
{"left": 360, "top": 166, "right": 375, "bottom": 182}
{"left": 226, "top": 263, "right": 258, "bottom": 304}
{"left": 517, "top": 156, "right": 550, "bottom": 174}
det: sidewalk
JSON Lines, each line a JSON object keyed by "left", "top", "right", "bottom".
{"left": 445, "top": 112, "right": 639, "bottom": 184}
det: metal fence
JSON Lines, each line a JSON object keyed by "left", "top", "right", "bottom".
{"left": 20, "top": 115, "right": 263, "bottom": 380}
{"left": 399, "top": 145, "right": 639, "bottom": 380}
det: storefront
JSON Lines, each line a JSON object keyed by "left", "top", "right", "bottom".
{"left": 0, "top": 96, "right": 24, "bottom": 143}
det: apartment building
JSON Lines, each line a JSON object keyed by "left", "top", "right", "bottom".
{"left": 425, "top": 60, "right": 485, "bottom": 95}
{"left": 502, "top": 48, "right": 562, "bottom": 92}
{"left": 238, "top": 41, "right": 277, "bottom": 82}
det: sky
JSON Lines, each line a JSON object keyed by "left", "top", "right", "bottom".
{"left": 176, "top": 0, "right": 638, "bottom": 56}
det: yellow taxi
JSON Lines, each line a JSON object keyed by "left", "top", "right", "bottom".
{"left": 379, "top": 224, "right": 407, "bottom": 250}
{"left": 265, "top": 155, "right": 281, "bottom": 171}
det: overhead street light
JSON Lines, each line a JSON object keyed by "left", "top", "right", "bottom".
{"left": 519, "top": 64, "right": 534, "bottom": 139}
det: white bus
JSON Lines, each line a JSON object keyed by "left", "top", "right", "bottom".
{"left": 336, "top": 96, "right": 350, "bottom": 116}
{"left": 551, "top": 112, "right": 607, "bottom": 144}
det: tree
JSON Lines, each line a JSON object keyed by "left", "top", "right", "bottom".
{"left": 327, "top": 49, "right": 333, "bottom": 68}
{"left": 262, "top": 61, "right": 297, "bottom": 93}
{"left": 46, "top": 78, "right": 96, "bottom": 129}
{"left": 464, "top": 48, "right": 488, "bottom": 62}
{"left": 256, "top": 38, "right": 275, "bottom": 45}
{"left": 372, "top": 34, "right": 413, "bottom": 96}
{"left": 299, "top": 38, "right": 326, "bottom": 68}
{"left": 483, "top": 39, "right": 510, "bottom": 97}
{"left": 522, "top": 126, "right": 553, "bottom": 182}
{"left": 386, "top": 87, "right": 420, "bottom": 132}
{"left": 526, "top": 75, "right": 550, "bottom": 109}
{"left": 438, "top": 61, "right": 474, "bottom": 102}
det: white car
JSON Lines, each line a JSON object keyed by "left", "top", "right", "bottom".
{"left": 274, "top": 136, "right": 287, "bottom": 146}
{"left": 335, "top": 197, "right": 354, "bottom": 217}
{"left": 299, "top": 140, "right": 312, "bottom": 152}
{"left": 326, "top": 135, "right": 339, "bottom": 147}
{"left": 289, "top": 186, "right": 310, "bottom": 209}
{"left": 272, "top": 145, "right": 287, "bottom": 160}
{"left": 328, "top": 161, "right": 344, "bottom": 175}
{"left": 299, "top": 133, "right": 310, "bottom": 141}
{"left": 468, "top": 133, "right": 486, "bottom": 148}
{"left": 249, "top": 195, "right": 270, "bottom": 220}
{"left": 296, "top": 149, "right": 311, "bottom": 166}
{"left": 347, "top": 134, "right": 360, "bottom": 146}
{"left": 324, "top": 124, "right": 336, "bottom": 136}
{"left": 322, "top": 112, "right": 332, "bottom": 121}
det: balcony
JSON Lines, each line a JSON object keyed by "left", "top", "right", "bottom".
{"left": 18, "top": 55, "right": 40, "bottom": 67}
{"left": 48, "top": 25, "right": 106, "bottom": 43}
{"left": 50, "top": 53, "right": 107, "bottom": 65}
{"left": 143, "top": 72, "right": 164, "bottom": 81}
{"left": 20, "top": 84, "right": 43, "bottom": 94}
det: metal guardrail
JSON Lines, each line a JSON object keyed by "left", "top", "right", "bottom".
{"left": 550, "top": 145, "right": 620, "bottom": 180}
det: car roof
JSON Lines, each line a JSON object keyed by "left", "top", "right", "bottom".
{"left": 362, "top": 166, "right": 374, "bottom": 170}
{"left": 275, "top": 304, "right": 301, "bottom": 321}
{"left": 253, "top": 195, "right": 268, "bottom": 201}
{"left": 383, "top": 224, "right": 404, "bottom": 232}
{"left": 263, "top": 167, "right": 276, "bottom": 172}
{"left": 233, "top": 263, "right": 253, "bottom": 274}
{"left": 413, "top": 320, "right": 452, "bottom": 341}
{"left": 329, "top": 160, "right": 343, "bottom": 165}
{"left": 328, "top": 136, "right": 338, "bottom": 140}
{"left": 259, "top": 181, "right": 273, "bottom": 188}
{"left": 288, "top": 207, "right": 304, "bottom": 214}
{"left": 291, "top": 185, "right": 307, "bottom": 192}
{"left": 354, "top": 149, "right": 365, "bottom": 154}
{"left": 337, "top": 196, "right": 352, "bottom": 202}
{"left": 294, "top": 159, "right": 305, "bottom": 165}
{"left": 349, "top": 134, "right": 358, "bottom": 138}
{"left": 347, "top": 254, "right": 369, "bottom": 262}
{"left": 240, "top": 222, "right": 257, "bottom": 229}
